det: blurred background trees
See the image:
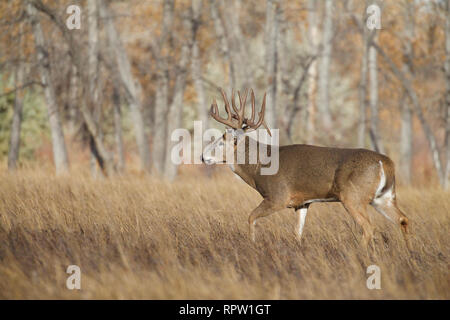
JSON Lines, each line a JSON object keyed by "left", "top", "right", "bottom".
{"left": 0, "top": 0, "right": 449, "bottom": 188}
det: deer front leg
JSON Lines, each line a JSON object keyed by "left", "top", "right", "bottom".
{"left": 295, "top": 204, "right": 310, "bottom": 240}
{"left": 248, "top": 199, "right": 285, "bottom": 242}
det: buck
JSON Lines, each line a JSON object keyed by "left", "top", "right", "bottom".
{"left": 201, "top": 88, "right": 411, "bottom": 250}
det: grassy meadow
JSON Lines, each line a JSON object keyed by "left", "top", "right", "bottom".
{"left": 0, "top": 167, "right": 448, "bottom": 299}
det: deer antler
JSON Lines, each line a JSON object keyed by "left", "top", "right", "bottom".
{"left": 231, "top": 88, "right": 248, "bottom": 128}
{"left": 210, "top": 88, "right": 272, "bottom": 136}
{"left": 244, "top": 89, "right": 272, "bottom": 136}
{"left": 210, "top": 88, "right": 240, "bottom": 129}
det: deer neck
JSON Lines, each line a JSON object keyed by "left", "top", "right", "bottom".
{"left": 229, "top": 135, "right": 261, "bottom": 189}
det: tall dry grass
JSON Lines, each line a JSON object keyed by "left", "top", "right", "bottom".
{"left": 0, "top": 168, "right": 448, "bottom": 299}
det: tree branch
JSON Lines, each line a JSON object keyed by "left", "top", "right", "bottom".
{"left": 0, "top": 81, "right": 44, "bottom": 98}
{"left": 369, "top": 40, "right": 445, "bottom": 185}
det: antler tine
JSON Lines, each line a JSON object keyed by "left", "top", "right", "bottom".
{"left": 231, "top": 89, "right": 248, "bottom": 128}
{"left": 235, "top": 89, "right": 248, "bottom": 127}
{"left": 210, "top": 98, "right": 221, "bottom": 121}
{"left": 210, "top": 98, "right": 218, "bottom": 114}
{"left": 252, "top": 92, "right": 266, "bottom": 128}
{"left": 258, "top": 94, "right": 272, "bottom": 136}
{"left": 209, "top": 88, "right": 271, "bottom": 134}
{"left": 220, "top": 88, "right": 232, "bottom": 121}
{"left": 249, "top": 89, "right": 256, "bottom": 124}
{"left": 210, "top": 88, "right": 240, "bottom": 129}
{"left": 231, "top": 89, "right": 239, "bottom": 115}
{"left": 238, "top": 88, "right": 248, "bottom": 114}
{"left": 246, "top": 92, "right": 272, "bottom": 136}
{"left": 231, "top": 89, "right": 245, "bottom": 128}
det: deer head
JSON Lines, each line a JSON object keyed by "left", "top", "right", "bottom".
{"left": 201, "top": 88, "right": 271, "bottom": 165}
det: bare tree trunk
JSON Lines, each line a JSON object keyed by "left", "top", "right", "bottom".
{"left": 227, "top": 0, "right": 251, "bottom": 88}
{"left": 210, "top": 0, "right": 251, "bottom": 89}
{"left": 152, "top": 0, "right": 174, "bottom": 175}
{"left": 368, "top": 32, "right": 383, "bottom": 153}
{"left": 192, "top": 42, "right": 207, "bottom": 126}
{"left": 88, "top": 0, "right": 99, "bottom": 101}
{"left": 164, "top": 14, "right": 193, "bottom": 180}
{"left": 445, "top": 0, "right": 450, "bottom": 189}
{"left": 27, "top": 3, "right": 69, "bottom": 174}
{"left": 265, "top": 0, "right": 279, "bottom": 129}
{"left": 286, "top": 60, "right": 312, "bottom": 142}
{"left": 306, "top": 0, "right": 318, "bottom": 144}
{"left": 88, "top": 0, "right": 102, "bottom": 177}
{"left": 210, "top": 0, "right": 236, "bottom": 87}
{"left": 399, "top": 95, "right": 413, "bottom": 184}
{"left": 191, "top": 0, "right": 208, "bottom": 128}
{"left": 445, "top": 97, "right": 450, "bottom": 189}
{"left": 399, "top": 1, "right": 414, "bottom": 184}
{"left": 8, "top": 27, "right": 25, "bottom": 171}
{"left": 317, "top": 0, "right": 333, "bottom": 131}
{"left": 277, "top": 7, "right": 313, "bottom": 144}
{"left": 153, "top": 70, "right": 169, "bottom": 174}
{"left": 101, "top": 0, "right": 150, "bottom": 172}
{"left": 371, "top": 41, "right": 445, "bottom": 186}
{"left": 68, "top": 65, "right": 79, "bottom": 134}
{"left": 358, "top": 24, "right": 368, "bottom": 147}
{"left": 30, "top": 0, "right": 116, "bottom": 175}
{"left": 113, "top": 83, "right": 125, "bottom": 172}
{"left": 80, "top": 99, "right": 115, "bottom": 175}
{"left": 278, "top": 12, "right": 292, "bottom": 142}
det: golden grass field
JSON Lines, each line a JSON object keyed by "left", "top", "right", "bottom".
{"left": 0, "top": 167, "right": 448, "bottom": 299}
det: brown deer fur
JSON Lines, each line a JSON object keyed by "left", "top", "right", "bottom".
{"left": 202, "top": 89, "right": 411, "bottom": 250}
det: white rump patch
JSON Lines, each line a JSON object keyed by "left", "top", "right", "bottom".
{"left": 373, "top": 202, "right": 394, "bottom": 222}
{"left": 372, "top": 161, "right": 396, "bottom": 222}
{"left": 373, "top": 186, "right": 395, "bottom": 207}
{"left": 375, "top": 160, "right": 386, "bottom": 198}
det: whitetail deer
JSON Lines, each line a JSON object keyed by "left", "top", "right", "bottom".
{"left": 202, "top": 88, "right": 411, "bottom": 250}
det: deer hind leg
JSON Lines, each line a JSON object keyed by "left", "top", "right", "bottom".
{"left": 340, "top": 195, "right": 374, "bottom": 249}
{"left": 343, "top": 202, "right": 373, "bottom": 249}
{"left": 371, "top": 191, "right": 411, "bottom": 250}
{"left": 248, "top": 199, "right": 285, "bottom": 242}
